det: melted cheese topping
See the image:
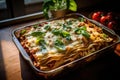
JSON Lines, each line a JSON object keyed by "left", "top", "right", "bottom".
{"left": 22, "top": 18, "right": 112, "bottom": 57}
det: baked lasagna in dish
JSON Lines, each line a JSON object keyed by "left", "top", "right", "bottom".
{"left": 15, "top": 16, "right": 114, "bottom": 71}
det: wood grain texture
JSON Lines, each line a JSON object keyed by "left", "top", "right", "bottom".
{"left": 0, "top": 27, "right": 21, "bottom": 80}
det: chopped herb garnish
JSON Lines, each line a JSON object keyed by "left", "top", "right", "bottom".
{"left": 44, "top": 25, "right": 50, "bottom": 30}
{"left": 103, "top": 33, "right": 108, "bottom": 38}
{"left": 61, "top": 30, "right": 70, "bottom": 37}
{"left": 41, "top": 44, "right": 47, "bottom": 53}
{"left": 63, "top": 24, "right": 71, "bottom": 30}
{"left": 54, "top": 39, "right": 65, "bottom": 50}
{"left": 81, "top": 30, "right": 90, "bottom": 38}
{"left": 75, "top": 26, "right": 90, "bottom": 38}
{"left": 20, "top": 29, "right": 26, "bottom": 35}
{"left": 31, "top": 31, "right": 45, "bottom": 37}
{"left": 66, "top": 36, "right": 71, "bottom": 41}
{"left": 78, "top": 17, "right": 85, "bottom": 22}
{"left": 35, "top": 37, "right": 47, "bottom": 53}
{"left": 52, "top": 29, "right": 61, "bottom": 36}
{"left": 52, "top": 29, "right": 71, "bottom": 40}
{"left": 40, "top": 40, "right": 47, "bottom": 53}
{"left": 61, "top": 30, "right": 71, "bottom": 40}
{"left": 80, "top": 26, "right": 87, "bottom": 30}
{"left": 67, "top": 20, "right": 73, "bottom": 25}
{"left": 33, "top": 24, "right": 39, "bottom": 28}
{"left": 35, "top": 37, "right": 46, "bottom": 45}
{"left": 63, "top": 24, "right": 67, "bottom": 29}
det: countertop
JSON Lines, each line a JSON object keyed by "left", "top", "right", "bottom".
{"left": 0, "top": 11, "right": 120, "bottom": 80}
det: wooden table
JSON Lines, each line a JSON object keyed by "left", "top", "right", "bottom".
{"left": 1, "top": 12, "right": 120, "bottom": 80}
{"left": 0, "top": 19, "right": 45, "bottom": 80}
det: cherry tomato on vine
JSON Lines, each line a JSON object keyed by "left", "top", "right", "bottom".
{"left": 106, "top": 12, "right": 113, "bottom": 21}
{"left": 100, "top": 16, "right": 108, "bottom": 25}
{"left": 92, "top": 11, "right": 103, "bottom": 22}
{"left": 107, "top": 21, "right": 116, "bottom": 29}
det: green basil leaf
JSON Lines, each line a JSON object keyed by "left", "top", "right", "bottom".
{"left": 78, "top": 17, "right": 85, "bottom": 22}
{"left": 54, "top": 39, "right": 65, "bottom": 50}
{"left": 69, "top": 0, "right": 77, "bottom": 11}
{"left": 80, "top": 26, "right": 86, "bottom": 30}
{"left": 44, "top": 25, "right": 50, "bottom": 30}
{"left": 67, "top": 20, "right": 73, "bottom": 25}
{"left": 52, "top": 29, "right": 61, "bottom": 36}
{"left": 63, "top": 24, "right": 71, "bottom": 30}
{"left": 20, "top": 29, "right": 26, "bottom": 35}
{"left": 103, "top": 33, "right": 108, "bottom": 38}
{"left": 81, "top": 30, "right": 90, "bottom": 38}
{"left": 75, "top": 26, "right": 90, "bottom": 38}
{"left": 31, "top": 31, "right": 45, "bottom": 37}
{"left": 61, "top": 30, "right": 70, "bottom": 38}
{"left": 36, "top": 37, "right": 46, "bottom": 45}
{"left": 35, "top": 37, "right": 47, "bottom": 53}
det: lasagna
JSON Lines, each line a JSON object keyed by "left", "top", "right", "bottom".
{"left": 15, "top": 16, "right": 114, "bottom": 71}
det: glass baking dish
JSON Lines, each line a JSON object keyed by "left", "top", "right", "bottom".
{"left": 12, "top": 13, "right": 120, "bottom": 79}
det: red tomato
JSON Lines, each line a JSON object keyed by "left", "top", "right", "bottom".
{"left": 107, "top": 12, "right": 113, "bottom": 16}
{"left": 92, "top": 11, "right": 102, "bottom": 22}
{"left": 106, "top": 15, "right": 112, "bottom": 21}
{"left": 100, "top": 16, "right": 108, "bottom": 25}
{"left": 114, "top": 44, "right": 120, "bottom": 56}
{"left": 107, "top": 21, "right": 116, "bottom": 29}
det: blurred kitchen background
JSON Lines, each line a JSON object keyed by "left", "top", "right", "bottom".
{"left": 0, "top": 0, "right": 119, "bottom": 21}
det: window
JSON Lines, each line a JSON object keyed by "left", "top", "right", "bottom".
{"left": 24, "top": 0, "right": 43, "bottom": 15}
{"left": 0, "top": 0, "right": 10, "bottom": 20}
{"left": 0, "top": 0, "right": 43, "bottom": 21}
{"left": 0, "top": 0, "right": 7, "bottom": 9}
{"left": 24, "top": 0, "right": 43, "bottom": 4}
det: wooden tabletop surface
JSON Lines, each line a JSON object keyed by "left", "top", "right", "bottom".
{"left": 0, "top": 19, "right": 45, "bottom": 80}
{"left": 0, "top": 12, "right": 120, "bottom": 80}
